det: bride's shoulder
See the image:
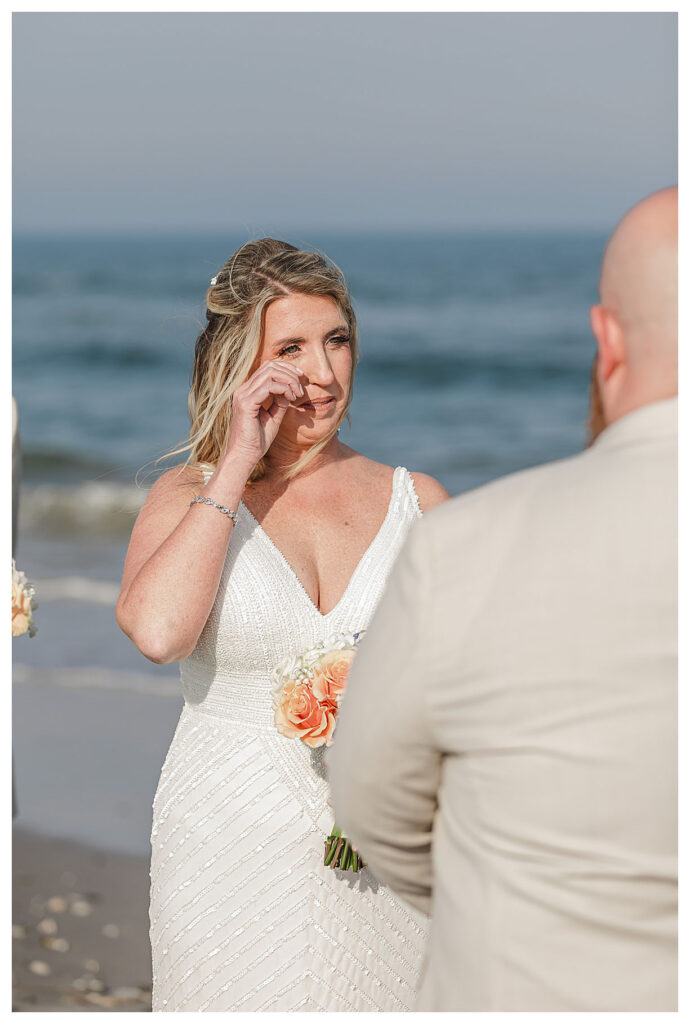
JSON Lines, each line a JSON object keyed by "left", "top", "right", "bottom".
{"left": 343, "top": 449, "right": 450, "bottom": 513}
{"left": 143, "top": 463, "right": 207, "bottom": 510}
{"left": 407, "top": 471, "right": 451, "bottom": 513}
{"left": 343, "top": 452, "right": 395, "bottom": 492}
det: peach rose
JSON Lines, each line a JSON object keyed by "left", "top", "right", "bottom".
{"left": 311, "top": 649, "right": 355, "bottom": 705}
{"left": 12, "top": 611, "right": 30, "bottom": 637}
{"left": 274, "top": 678, "right": 337, "bottom": 748}
{"left": 12, "top": 580, "right": 32, "bottom": 638}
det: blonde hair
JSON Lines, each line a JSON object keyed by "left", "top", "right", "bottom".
{"left": 161, "top": 238, "right": 359, "bottom": 484}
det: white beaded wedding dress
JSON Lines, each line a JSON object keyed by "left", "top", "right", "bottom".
{"left": 150, "top": 466, "right": 429, "bottom": 1011}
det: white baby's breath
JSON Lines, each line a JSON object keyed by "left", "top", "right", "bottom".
{"left": 271, "top": 631, "right": 365, "bottom": 711}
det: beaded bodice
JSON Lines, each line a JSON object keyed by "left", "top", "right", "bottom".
{"left": 180, "top": 466, "right": 421, "bottom": 726}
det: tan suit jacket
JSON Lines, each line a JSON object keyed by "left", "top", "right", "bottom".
{"left": 329, "top": 397, "right": 677, "bottom": 1011}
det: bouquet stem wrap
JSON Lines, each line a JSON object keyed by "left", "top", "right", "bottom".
{"left": 324, "top": 824, "right": 365, "bottom": 872}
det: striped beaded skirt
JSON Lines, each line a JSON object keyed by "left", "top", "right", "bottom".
{"left": 149, "top": 701, "right": 428, "bottom": 1011}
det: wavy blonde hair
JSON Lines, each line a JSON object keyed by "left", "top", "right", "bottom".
{"left": 161, "top": 238, "right": 359, "bottom": 484}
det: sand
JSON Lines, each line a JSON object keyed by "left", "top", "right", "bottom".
{"left": 12, "top": 827, "right": 152, "bottom": 1012}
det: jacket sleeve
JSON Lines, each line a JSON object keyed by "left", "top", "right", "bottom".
{"left": 327, "top": 519, "right": 441, "bottom": 916}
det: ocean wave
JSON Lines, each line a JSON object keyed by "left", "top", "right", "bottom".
{"left": 22, "top": 446, "right": 118, "bottom": 478}
{"left": 364, "top": 351, "right": 589, "bottom": 389}
{"left": 31, "top": 576, "right": 121, "bottom": 605}
{"left": 13, "top": 339, "right": 182, "bottom": 370}
{"left": 19, "top": 481, "right": 146, "bottom": 538}
{"left": 13, "top": 662, "right": 181, "bottom": 698}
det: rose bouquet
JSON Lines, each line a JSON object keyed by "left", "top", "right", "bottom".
{"left": 271, "top": 631, "right": 366, "bottom": 872}
{"left": 12, "top": 560, "right": 37, "bottom": 638}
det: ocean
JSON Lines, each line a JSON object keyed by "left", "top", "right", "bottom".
{"left": 12, "top": 230, "right": 604, "bottom": 854}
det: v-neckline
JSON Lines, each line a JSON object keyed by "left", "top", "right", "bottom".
{"left": 240, "top": 467, "right": 402, "bottom": 620}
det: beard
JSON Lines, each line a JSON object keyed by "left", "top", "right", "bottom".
{"left": 586, "top": 355, "right": 607, "bottom": 447}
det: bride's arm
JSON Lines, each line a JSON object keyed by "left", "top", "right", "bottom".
{"left": 116, "top": 457, "right": 252, "bottom": 665}
{"left": 116, "top": 358, "right": 306, "bottom": 665}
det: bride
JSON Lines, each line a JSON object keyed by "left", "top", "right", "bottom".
{"left": 116, "top": 238, "right": 449, "bottom": 1011}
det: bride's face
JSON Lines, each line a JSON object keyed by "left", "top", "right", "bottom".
{"left": 257, "top": 292, "right": 353, "bottom": 446}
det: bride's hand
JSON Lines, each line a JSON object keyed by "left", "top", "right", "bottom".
{"left": 224, "top": 360, "right": 307, "bottom": 471}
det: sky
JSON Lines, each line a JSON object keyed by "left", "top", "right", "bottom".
{"left": 12, "top": 12, "right": 677, "bottom": 234}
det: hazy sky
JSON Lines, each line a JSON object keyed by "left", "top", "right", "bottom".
{"left": 13, "top": 12, "right": 677, "bottom": 234}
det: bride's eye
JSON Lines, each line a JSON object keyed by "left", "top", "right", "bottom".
{"left": 278, "top": 344, "right": 300, "bottom": 358}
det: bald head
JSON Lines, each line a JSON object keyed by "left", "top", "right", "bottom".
{"left": 600, "top": 186, "right": 677, "bottom": 350}
{"left": 590, "top": 186, "right": 677, "bottom": 430}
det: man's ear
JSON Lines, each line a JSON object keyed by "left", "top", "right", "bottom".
{"left": 590, "top": 304, "right": 625, "bottom": 382}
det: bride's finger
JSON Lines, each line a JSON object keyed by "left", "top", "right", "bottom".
{"left": 248, "top": 360, "right": 306, "bottom": 393}
{"left": 238, "top": 383, "right": 297, "bottom": 417}
{"left": 263, "top": 358, "right": 307, "bottom": 380}
{"left": 263, "top": 379, "right": 300, "bottom": 403}
{"left": 244, "top": 376, "right": 300, "bottom": 406}
{"left": 258, "top": 398, "right": 290, "bottom": 428}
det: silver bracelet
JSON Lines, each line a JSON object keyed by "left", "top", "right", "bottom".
{"left": 189, "top": 495, "right": 239, "bottom": 527}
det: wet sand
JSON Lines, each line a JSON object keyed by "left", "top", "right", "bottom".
{"left": 12, "top": 827, "right": 152, "bottom": 1011}
{"left": 12, "top": 637, "right": 181, "bottom": 1011}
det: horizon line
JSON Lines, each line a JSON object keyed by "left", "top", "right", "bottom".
{"left": 13, "top": 224, "right": 610, "bottom": 240}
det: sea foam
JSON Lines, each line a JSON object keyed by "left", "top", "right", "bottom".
{"left": 19, "top": 482, "right": 145, "bottom": 538}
